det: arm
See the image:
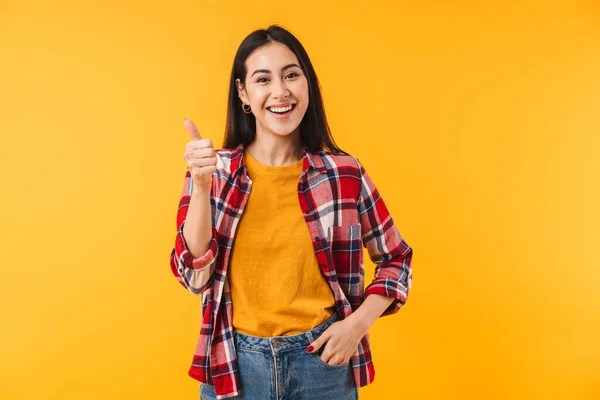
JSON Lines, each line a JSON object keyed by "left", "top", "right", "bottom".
{"left": 304, "top": 159, "right": 414, "bottom": 364}
{"left": 169, "top": 167, "right": 219, "bottom": 295}
{"left": 345, "top": 293, "right": 395, "bottom": 334}
{"left": 355, "top": 157, "right": 413, "bottom": 317}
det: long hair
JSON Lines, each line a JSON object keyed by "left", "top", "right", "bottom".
{"left": 222, "top": 25, "right": 349, "bottom": 156}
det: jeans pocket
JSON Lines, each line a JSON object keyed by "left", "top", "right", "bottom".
{"left": 200, "top": 383, "right": 216, "bottom": 400}
{"left": 309, "top": 348, "right": 350, "bottom": 370}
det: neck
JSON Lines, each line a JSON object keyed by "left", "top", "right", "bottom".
{"left": 246, "top": 128, "right": 304, "bottom": 166}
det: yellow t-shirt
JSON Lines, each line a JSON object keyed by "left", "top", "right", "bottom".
{"left": 228, "top": 148, "right": 336, "bottom": 337}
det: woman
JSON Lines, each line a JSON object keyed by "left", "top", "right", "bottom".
{"left": 170, "top": 25, "right": 413, "bottom": 400}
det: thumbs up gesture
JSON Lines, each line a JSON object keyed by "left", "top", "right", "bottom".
{"left": 183, "top": 118, "right": 217, "bottom": 190}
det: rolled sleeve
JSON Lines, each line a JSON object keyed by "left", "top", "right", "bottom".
{"left": 177, "top": 223, "right": 219, "bottom": 270}
{"left": 364, "top": 241, "right": 412, "bottom": 316}
{"left": 171, "top": 222, "right": 219, "bottom": 295}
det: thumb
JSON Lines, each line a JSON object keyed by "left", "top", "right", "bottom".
{"left": 183, "top": 118, "right": 202, "bottom": 140}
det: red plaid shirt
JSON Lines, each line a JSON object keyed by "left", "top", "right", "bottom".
{"left": 169, "top": 142, "right": 413, "bottom": 399}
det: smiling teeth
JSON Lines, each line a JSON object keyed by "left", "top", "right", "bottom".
{"left": 269, "top": 105, "right": 293, "bottom": 113}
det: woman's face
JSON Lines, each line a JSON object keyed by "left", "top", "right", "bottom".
{"left": 236, "top": 42, "right": 309, "bottom": 140}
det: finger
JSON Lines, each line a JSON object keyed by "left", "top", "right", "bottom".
{"left": 320, "top": 347, "right": 333, "bottom": 363}
{"left": 320, "top": 342, "right": 341, "bottom": 364}
{"left": 186, "top": 139, "right": 214, "bottom": 151}
{"left": 306, "top": 330, "right": 332, "bottom": 353}
{"left": 184, "top": 118, "right": 202, "bottom": 140}
{"left": 188, "top": 157, "right": 217, "bottom": 168}
{"left": 328, "top": 355, "right": 345, "bottom": 365}
{"left": 185, "top": 147, "right": 215, "bottom": 159}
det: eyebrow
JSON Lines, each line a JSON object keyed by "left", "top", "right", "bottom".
{"left": 251, "top": 63, "right": 301, "bottom": 77}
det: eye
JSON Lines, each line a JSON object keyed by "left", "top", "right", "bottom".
{"left": 285, "top": 72, "right": 299, "bottom": 79}
{"left": 257, "top": 77, "right": 269, "bottom": 83}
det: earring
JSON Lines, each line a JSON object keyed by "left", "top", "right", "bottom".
{"left": 242, "top": 103, "right": 252, "bottom": 114}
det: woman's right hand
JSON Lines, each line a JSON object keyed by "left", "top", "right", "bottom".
{"left": 183, "top": 118, "right": 217, "bottom": 190}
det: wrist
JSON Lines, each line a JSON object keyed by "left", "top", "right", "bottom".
{"left": 346, "top": 311, "right": 373, "bottom": 336}
{"left": 192, "top": 184, "right": 211, "bottom": 196}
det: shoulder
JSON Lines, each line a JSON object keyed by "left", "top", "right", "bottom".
{"left": 317, "top": 151, "right": 362, "bottom": 174}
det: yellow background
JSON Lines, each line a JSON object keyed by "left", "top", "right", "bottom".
{"left": 1, "top": 1, "right": 599, "bottom": 399}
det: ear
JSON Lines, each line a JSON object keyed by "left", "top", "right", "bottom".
{"left": 236, "top": 78, "right": 247, "bottom": 102}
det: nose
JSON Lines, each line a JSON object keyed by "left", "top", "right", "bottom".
{"left": 273, "top": 79, "right": 290, "bottom": 99}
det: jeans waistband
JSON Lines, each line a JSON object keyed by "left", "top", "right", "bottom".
{"left": 233, "top": 312, "right": 339, "bottom": 354}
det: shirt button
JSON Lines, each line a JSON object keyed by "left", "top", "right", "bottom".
{"left": 315, "top": 236, "right": 320, "bottom": 241}
{"left": 304, "top": 210, "right": 310, "bottom": 214}
{"left": 299, "top": 184, "right": 304, "bottom": 190}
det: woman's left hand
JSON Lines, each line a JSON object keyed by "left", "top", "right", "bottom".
{"left": 306, "top": 316, "right": 370, "bottom": 366}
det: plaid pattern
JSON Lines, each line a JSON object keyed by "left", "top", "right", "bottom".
{"left": 169, "top": 142, "right": 413, "bottom": 399}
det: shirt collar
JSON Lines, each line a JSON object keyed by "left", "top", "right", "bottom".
{"left": 229, "top": 142, "right": 328, "bottom": 177}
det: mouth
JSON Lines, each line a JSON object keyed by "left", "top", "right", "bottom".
{"left": 267, "top": 104, "right": 296, "bottom": 118}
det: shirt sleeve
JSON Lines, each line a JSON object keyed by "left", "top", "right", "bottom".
{"left": 355, "top": 158, "right": 413, "bottom": 316}
{"left": 169, "top": 167, "right": 219, "bottom": 295}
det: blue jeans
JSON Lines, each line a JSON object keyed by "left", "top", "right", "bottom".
{"left": 200, "top": 312, "right": 358, "bottom": 400}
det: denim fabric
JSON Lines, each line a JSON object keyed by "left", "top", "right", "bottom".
{"left": 200, "top": 313, "right": 358, "bottom": 400}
